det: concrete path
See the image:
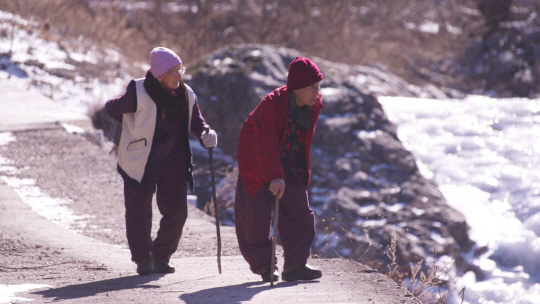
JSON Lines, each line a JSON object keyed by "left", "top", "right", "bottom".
{"left": 1, "top": 175, "right": 420, "bottom": 304}
{"left": 0, "top": 81, "right": 88, "bottom": 128}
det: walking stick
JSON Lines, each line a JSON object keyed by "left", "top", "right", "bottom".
{"left": 270, "top": 195, "right": 280, "bottom": 287}
{"left": 208, "top": 148, "right": 222, "bottom": 274}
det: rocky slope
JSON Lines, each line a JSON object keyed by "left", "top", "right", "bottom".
{"left": 433, "top": 0, "right": 540, "bottom": 97}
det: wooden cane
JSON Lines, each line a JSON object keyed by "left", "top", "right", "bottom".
{"left": 208, "top": 148, "right": 222, "bottom": 274}
{"left": 270, "top": 195, "right": 280, "bottom": 287}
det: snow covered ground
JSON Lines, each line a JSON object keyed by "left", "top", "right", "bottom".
{"left": 380, "top": 96, "right": 540, "bottom": 304}
{"left": 0, "top": 11, "right": 129, "bottom": 127}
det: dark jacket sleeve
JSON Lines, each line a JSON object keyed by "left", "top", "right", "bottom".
{"left": 105, "top": 80, "right": 137, "bottom": 122}
{"left": 190, "top": 94, "right": 210, "bottom": 139}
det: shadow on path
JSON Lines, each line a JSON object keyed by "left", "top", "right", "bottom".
{"left": 31, "top": 274, "right": 164, "bottom": 301}
{"left": 179, "top": 280, "right": 319, "bottom": 304}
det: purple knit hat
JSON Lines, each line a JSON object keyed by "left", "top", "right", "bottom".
{"left": 149, "top": 47, "right": 182, "bottom": 77}
{"left": 286, "top": 56, "right": 323, "bottom": 91}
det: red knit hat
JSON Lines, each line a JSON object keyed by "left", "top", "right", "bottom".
{"left": 286, "top": 56, "right": 323, "bottom": 91}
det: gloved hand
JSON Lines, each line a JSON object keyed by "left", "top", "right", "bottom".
{"left": 201, "top": 129, "right": 218, "bottom": 149}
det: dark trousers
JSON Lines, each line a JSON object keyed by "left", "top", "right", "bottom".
{"left": 234, "top": 175, "right": 316, "bottom": 274}
{"left": 123, "top": 156, "right": 188, "bottom": 263}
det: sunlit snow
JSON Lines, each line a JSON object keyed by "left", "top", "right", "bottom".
{"left": 0, "top": 284, "right": 52, "bottom": 304}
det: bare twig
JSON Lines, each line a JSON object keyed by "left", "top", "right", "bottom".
{"left": 459, "top": 286, "right": 466, "bottom": 304}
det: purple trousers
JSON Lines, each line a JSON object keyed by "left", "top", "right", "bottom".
{"left": 234, "top": 175, "right": 316, "bottom": 274}
{"left": 123, "top": 156, "right": 188, "bottom": 263}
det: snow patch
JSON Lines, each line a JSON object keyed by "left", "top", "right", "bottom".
{"left": 0, "top": 284, "right": 52, "bottom": 303}
{"left": 419, "top": 21, "right": 439, "bottom": 34}
{"left": 320, "top": 87, "right": 341, "bottom": 96}
{"left": 61, "top": 123, "right": 85, "bottom": 135}
{"left": 1, "top": 176, "right": 91, "bottom": 232}
{"left": 355, "top": 130, "right": 383, "bottom": 139}
{"left": 0, "top": 132, "right": 15, "bottom": 145}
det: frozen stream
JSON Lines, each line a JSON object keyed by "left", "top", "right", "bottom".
{"left": 379, "top": 96, "right": 540, "bottom": 304}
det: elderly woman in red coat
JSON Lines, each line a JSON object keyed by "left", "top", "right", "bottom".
{"left": 235, "top": 57, "right": 324, "bottom": 282}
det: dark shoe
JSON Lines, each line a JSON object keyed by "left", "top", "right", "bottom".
{"left": 261, "top": 266, "right": 279, "bottom": 282}
{"left": 282, "top": 264, "right": 322, "bottom": 281}
{"left": 136, "top": 259, "right": 154, "bottom": 276}
{"left": 154, "top": 261, "right": 175, "bottom": 274}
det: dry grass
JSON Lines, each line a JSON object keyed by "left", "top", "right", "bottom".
{"left": 4, "top": 1, "right": 539, "bottom": 95}
{"left": 0, "top": 0, "right": 480, "bottom": 87}
{"left": 386, "top": 230, "right": 450, "bottom": 304}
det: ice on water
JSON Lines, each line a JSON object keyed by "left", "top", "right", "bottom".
{"left": 380, "top": 96, "right": 540, "bottom": 304}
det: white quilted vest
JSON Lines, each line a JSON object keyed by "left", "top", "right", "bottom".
{"left": 118, "top": 78, "right": 196, "bottom": 182}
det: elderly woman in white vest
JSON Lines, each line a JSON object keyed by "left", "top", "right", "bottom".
{"left": 105, "top": 47, "right": 217, "bottom": 275}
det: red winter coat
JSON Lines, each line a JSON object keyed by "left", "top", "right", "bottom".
{"left": 237, "top": 86, "right": 323, "bottom": 198}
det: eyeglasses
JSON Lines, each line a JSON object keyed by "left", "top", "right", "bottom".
{"left": 166, "top": 66, "right": 186, "bottom": 76}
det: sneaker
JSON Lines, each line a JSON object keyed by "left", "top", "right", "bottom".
{"left": 136, "top": 259, "right": 154, "bottom": 276}
{"left": 282, "top": 264, "right": 322, "bottom": 281}
{"left": 261, "top": 266, "right": 279, "bottom": 282}
{"left": 154, "top": 261, "right": 175, "bottom": 274}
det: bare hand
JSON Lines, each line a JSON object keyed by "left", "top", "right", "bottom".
{"left": 269, "top": 179, "right": 285, "bottom": 199}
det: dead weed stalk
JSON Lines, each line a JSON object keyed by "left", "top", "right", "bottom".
{"left": 386, "top": 230, "right": 449, "bottom": 304}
